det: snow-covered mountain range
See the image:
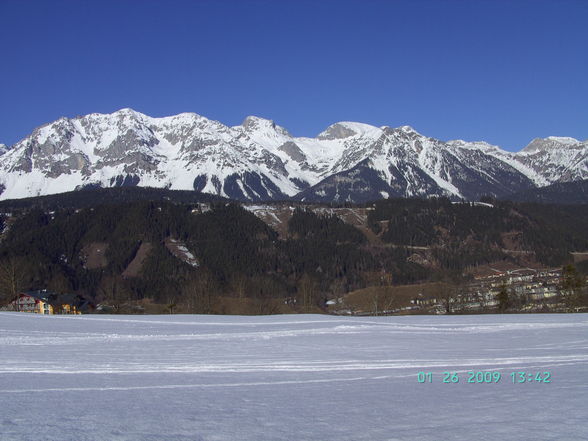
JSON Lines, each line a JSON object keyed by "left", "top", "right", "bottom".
{"left": 0, "top": 109, "right": 586, "bottom": 202}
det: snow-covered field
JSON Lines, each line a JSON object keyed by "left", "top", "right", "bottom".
{"left": 1, "top": 312, "right": 587, "bottom": 441}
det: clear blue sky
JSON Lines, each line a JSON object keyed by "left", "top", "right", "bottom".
{"left": 1, "top": 0, "right": 586, "bottom": 151}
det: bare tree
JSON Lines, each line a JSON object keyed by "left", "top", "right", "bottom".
{"left": 298, "top": 273, "right": 318, "bottom": 313}
{"left": 371, "top": 290, "right": 381, "bottom": 316}
{"left": 436, "top": 282, "right": 458, "bottom": 315}
{"left": 328, "top": 277, "right": 346, "bottom": 298}
{"left": 166, "top": 299, "right": 177, "bottom": 314}
{"left": 0, "top": 256, "right": 27, "bottom": 311}
{"left": 48, "top": 273, "right": 71, "bottom": 294}
{"left": 560, "top": 264, "right": 587, "bottom": 310}
{"left": 97, "top": 275, "right": 130, "bottom": 313}
{"left": 252, "top": 294, "right": 280, "bottom": 315}
{"left": 371, "top": 288, "right": 395, "bottom": 316}
{"left": 182, "top": 271, "right": 215, "bottom": 314}
{"left": 383, "top": 286, "right": 401, "bottom": 314}
{"left": 434, "top": 271, "right": 468, "bottom": 314}
{"left": 230, "top": 273, "right": 248, "bottom": 299}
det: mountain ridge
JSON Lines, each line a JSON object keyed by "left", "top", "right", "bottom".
{"left": 1, "top": 108, "right": 586, "bottom": 202}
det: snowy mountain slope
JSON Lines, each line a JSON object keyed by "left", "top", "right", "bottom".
{"left": 516, "top": 136, "right": 588, "bottom": 184}
{"left": 0, "top": 109, "right": 586, "bottom": 202}
{"left": 0, "top": 110, "right": 301, "bottom": 201}
{"left": 298, "top": 126, "right": 538, "bottom": 202}
{"left": 0, "top": 144, "right": 6, "bottom": 197}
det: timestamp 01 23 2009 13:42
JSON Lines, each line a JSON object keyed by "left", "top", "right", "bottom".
{"left": 417, "top": 371, "right": 552, "bottom": 384}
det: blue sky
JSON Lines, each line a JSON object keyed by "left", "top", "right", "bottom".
{"left": 1, "top": 0, "right": 586, "bottom": 151}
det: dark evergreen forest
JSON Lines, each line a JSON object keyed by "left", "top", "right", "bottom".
{"left": 1, "top": 188, "right": 587, "bottom": 313}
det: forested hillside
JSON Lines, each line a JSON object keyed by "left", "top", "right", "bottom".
{"left": 504, "top": 179, "right": 588, "bottom": 204}
{"left": 367, "top": 198, "right": 588, "bottom": 267}
{"left": 1, "top": 190, "right": 587, "bottom": 314}
{"left": 0, "top": 201, "right": 380, "bottom": 312}
{"left": 0, "top": 187, "right": 226, "bottom": 211}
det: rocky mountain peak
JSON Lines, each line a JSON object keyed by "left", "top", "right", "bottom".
{"left": 546, "top": 136, "right": 581, "bottom": 144}
{"left": 398, "top": 125, "right": 419, "bottom": 134}
{"left": 381, "top": 125, "right": 423, "bottom": 139}
{"left": 317, "top": 123, "right": 358, "bottom": 140}
{"left": 241, "top": 115, "right": 290, "bottom": 137}
{"left": 112, "top": 107, "right": 144, "bottom": 118}
{"left": 317, "top": 122, "right": 381, "bottom": 141}
{"left": 522, "top": 136, "right": 583, "bottom": 153}
{"left": 447, "top": 139, "right": 500, "bottom": 152}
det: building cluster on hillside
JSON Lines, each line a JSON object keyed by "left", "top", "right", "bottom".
{"left": 478, "top": 268, "right": 560, "bottom": 300}
{"left": 422, "top": 268, "right": 566, "bottom": 314}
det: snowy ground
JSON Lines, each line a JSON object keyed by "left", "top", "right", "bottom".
{"left": 1, "top": 312, "right": 587, "bottom": 441}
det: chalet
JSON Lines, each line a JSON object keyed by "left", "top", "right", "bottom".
{"left": 10, "top": 290, "right": 55, "bottom": 314}
{"left": 8, "top": 290, "right": 84, "bottom": 315}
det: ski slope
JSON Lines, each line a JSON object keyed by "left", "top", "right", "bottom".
{"left": 1, "top": 312, "right": 587, "bottom": 440}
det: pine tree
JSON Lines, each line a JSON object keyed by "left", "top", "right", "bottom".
{"left": 496, "top": 284, "right": 509, "bottom": 313}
